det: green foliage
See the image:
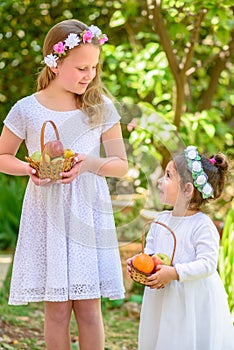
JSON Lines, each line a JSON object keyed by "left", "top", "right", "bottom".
{"left": 0, "top": 174, "right": 27, "bottom": 249}
{"left": 218, "top": 200, "right": 234, "bottom": 313}
{"left": 180, "top": 109, "right": 233, "bottom": 155}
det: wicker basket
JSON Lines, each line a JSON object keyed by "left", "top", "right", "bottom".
{"left": 130, "top": 221, "right": 177, "bottom": 285}
{"left": 25, "top": 120, "right": 77, "bottom": 181}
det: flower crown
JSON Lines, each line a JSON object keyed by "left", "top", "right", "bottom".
{"left": 44, "top": 25, "right": 108, "bottom": 68}
{"left": 184, "top": 146, "right": 214, "bottom": 199}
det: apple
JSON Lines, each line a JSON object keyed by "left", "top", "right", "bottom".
{"left": 44, "top": 140, "right": 64, "bottom": 159}
{"left": 31, "top": 151, "right": 41, "bottom": 162}
{"left": 152, "top": 253, "right": 171, "bottom": 271}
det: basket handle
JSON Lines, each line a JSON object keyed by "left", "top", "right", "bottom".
{"left": 141, "top": 220, "right": 177, "bottom": 266}
{"left": 40, "top": 120, "right": 60, "bottom": 163}
{"left": 40, "top": 120, "right": 60, "bottom": 153}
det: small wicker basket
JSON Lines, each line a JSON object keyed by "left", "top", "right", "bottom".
{"left": 25, "top": 120, "right": 77, "bottom": 181}
{"left": 130, "top": 221, "right": 177, "bottom": 285}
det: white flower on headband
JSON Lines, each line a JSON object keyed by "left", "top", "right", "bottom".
{"left": 187, "top": 149, "right": 197, "bottom": 160}
{"left": 64, "top": 33, "right": 80, "bottom": 49}
{"left": 89, "top": 25, "right": 102, "bottom": 36}
{"left": 44, "top": 54, "right": 59, "bottom": 68}
{"left": 184, "top": 145, "right": 214, "bottom": 199}
{"left": 186, "top": 145, "right": 197, "bottom": 152}
{"left": 202, "top": 183, "right": 213, "bottom": 197}
{"left": 196, "top": 174, "right": 207, "bottom": 186}
{"left": 43, "top": 25, "right": 108, "bottom": 68}
{"left": 192, "top": 161, "right": 202, "bottom": 172}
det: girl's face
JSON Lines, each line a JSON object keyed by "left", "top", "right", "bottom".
{"left": 53, "top": 44, "right": 100, "bottom": 95}
{"left": 157, "top": 160, "right": 181, "bottom": 206}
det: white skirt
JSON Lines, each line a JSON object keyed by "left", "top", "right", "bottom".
{"left": 139, "top": 273, "right": 234, "bottom": 350}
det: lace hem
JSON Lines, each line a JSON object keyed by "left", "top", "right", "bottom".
{"left": 9, "top": 284, "right": 125, "bottom": 305}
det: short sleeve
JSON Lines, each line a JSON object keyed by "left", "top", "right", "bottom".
{"left": 102, "top": 96, "right": 121, "bottom": 133}
{"left": 3, "top": 101, "right": 26, "bottom": 139}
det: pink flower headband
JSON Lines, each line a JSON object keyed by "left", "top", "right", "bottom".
{"left": 44, "top": 25, "right": 108, "bottom": 68}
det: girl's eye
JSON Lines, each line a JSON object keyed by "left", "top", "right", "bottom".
{"left": 77, "top": 66, "right": 97, "bottom": 71}
{"left": 166, "top": 171, "right": 170, "bottom": 178}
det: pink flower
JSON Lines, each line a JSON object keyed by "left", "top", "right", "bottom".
{"left": 82, "top": 30, "right": 93, "bottom": 43}
{"left": 99, "top": 35, "right": 108, "bottom": 45}
{"left": 53, "top": 41, "right": 65, "bottom": 54}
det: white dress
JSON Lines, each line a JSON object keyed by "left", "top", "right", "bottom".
{"left": 139, "top": 211, "right": 234, "bottom": 350}
{"left": 4, "top": 94, "right": 125, "bottom": 305}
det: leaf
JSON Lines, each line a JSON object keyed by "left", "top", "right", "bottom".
{"left": 200, "top": 120, "right": 216, "bottom": 138}
{"left": 109, "top": 10, "right": 126, "bottom": 28}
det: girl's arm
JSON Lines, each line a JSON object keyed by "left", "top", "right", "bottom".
{"left": 174, "top": 222, "right": 220, "bottom": 282}
{"left": 0, "top": 126, "right": 49, "bottom": 185}
{"left": 89, "top": 122, "right": 128, "bottom": 177}
{"left": 0, "top": 126, "right": 29, "bottom": 176}
{"left": 60, "top": 122, "right": 128, "bottom": 183}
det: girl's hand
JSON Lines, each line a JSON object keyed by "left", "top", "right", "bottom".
{"left": 146, "top": 265, "right": 178, "bottom": 289}
{"left": 126, "top": 256, "right": 135, "bottom": 276}
{"left": 59, "top": 154, "right": 86, "bottom": 184}
{"left": 26, "top": 164, "right": 52, "bottom": 186}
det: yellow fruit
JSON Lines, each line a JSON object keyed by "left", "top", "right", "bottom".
{"left": 40, "top": 153, "right": 50, "bottom": 163}
{"left": 64, "top": 148, "right": 74, "bottom": 158}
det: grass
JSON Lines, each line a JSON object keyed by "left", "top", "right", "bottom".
{"left": 0, "top": 268, "right": 140, "bottom": 350}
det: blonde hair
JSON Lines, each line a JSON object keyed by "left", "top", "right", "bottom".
{"left": 37, "top": 19, "right": 112, "bottom": 125}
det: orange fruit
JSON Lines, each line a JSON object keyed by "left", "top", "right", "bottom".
{"left": 132, "top": 253, "right": 154, "bottom": 274}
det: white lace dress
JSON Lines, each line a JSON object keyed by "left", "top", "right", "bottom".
{"left": 4, "top": 94, "right": 125, "bottom": 305}
{"left": 139, "top": 211, "right": 234, "bottom": 350}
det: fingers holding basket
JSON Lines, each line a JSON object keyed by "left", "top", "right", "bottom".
{"left": 126, "top": 257, "right": 134, "bottom": 276}
{"left": 25, "top": 163, "right": 51, "bottom": 186}
{"left": 146, "top": 265, "right": 179, "bottom": 289}
{"left": 59, "top": 154, "right": 86, "bottom": 183}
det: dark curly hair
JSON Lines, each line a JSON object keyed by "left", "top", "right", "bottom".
{"left": 173, "top": 151, "right": 229, "bottom": 210}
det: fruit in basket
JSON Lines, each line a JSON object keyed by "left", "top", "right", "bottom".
{"left": 152, "top": 253, "right": 171, "bottom": 270}
{"left": 44, "top": 140, "right": 64, "bottom": 159}
{"left": 51, "top": 157, "right": 64, "bottom": 163}
{"left": 64, "top": 148, "right": 74, "bottom": 158}
{"left": 132, "top": 253, "right": 155, "bottom": 274}
{"left": 40, "top": 153, "right": 51, "bottom": 163}
{"left": 31, "top": 151, "right": 41, "bottom": 162}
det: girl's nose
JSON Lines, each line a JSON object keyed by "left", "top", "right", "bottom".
{"left": 85, "top": 68, "right": 94, "bottom": 81}
{"left": 158, "top": 176, "right": 163, "bottom": 185}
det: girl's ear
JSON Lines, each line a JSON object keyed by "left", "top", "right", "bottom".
{"left": 183, "top": 182, "right": 194, "bottom": 198}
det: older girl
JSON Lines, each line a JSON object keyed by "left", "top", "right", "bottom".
{"left": 0, "top": 19, "right": 128, "bottom": 350}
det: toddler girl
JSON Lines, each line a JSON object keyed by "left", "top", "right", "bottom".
{"left": 128, "top": 145, "right": 234, "bottom": 350}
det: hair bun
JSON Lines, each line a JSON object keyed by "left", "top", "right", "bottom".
{"left": 214, "top": 153, "right": 228, "bottom": 173}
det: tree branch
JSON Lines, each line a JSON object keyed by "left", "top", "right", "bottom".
{"left": 147, "top": 0, "right": 180, "bottom": 80}
{"left": 182, "top": 9, "right": 207, "bottom": 74}
{"left": 199, "top": 28, "right": 234, "bottom": 111}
